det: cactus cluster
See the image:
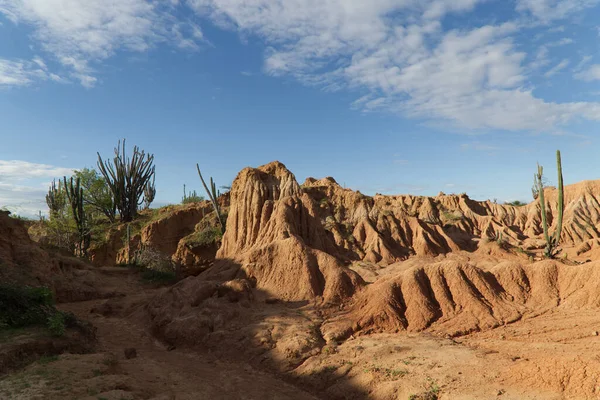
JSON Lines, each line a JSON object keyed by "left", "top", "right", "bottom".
{"left": 45, "top": 179, "right": 66, "bottom": 216}
{"left": 144, "top": 175, "right": 156, "bottom": 210}
{"left": 97, "top": 139, "right": 156, "bottom": 222}
{"left": 534, "top": 150, "right": 564, "bottom": 258}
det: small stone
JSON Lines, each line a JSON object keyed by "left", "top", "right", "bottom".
{"left": 593, "top": 331, "right": 598, "bottom": 336}
{"left": 124, "top": 348, "right": 137, "bottom": 359}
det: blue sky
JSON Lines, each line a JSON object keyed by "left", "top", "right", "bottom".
{"left": 0, "top": 0, "right": 600, "bottom": 216}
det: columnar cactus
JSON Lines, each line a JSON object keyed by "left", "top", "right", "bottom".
{"left": 64, "top": 176, "right": 90, "bottom": 257}
{"left": 534, "top": 150, "right": 564, "bottom": 258}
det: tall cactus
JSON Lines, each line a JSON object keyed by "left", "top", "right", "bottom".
{"left": 534, "top": 150, "right": 564, "bottom": 258}
{"left": 64, "top": 176, "right": 90, "bottom": 257}
{"left": 196, "top": 164, "right": 225, "bottom": 232}
{"left": 97, "top": 139, "right": 156, "bottom": 222}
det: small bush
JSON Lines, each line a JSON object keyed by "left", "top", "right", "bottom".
{"left": 184, "top": 227, "right": 223, "bottom": 248}
{"left": 441, "top": 211, "right": 462, "bottom": 222}
{"left": 47, "top": 313, "right": 66, "bottom": 337}
{"left": 0, "top": 284, "right": 69, "bottom": 337}
{"left": 505, "top": 200, "right": 527, "bottom": 207}
{"left": 0, "top": 285, "right": 54, "bottom": 328}
{"left": 141, "top": 269, "right": 177, "bottom": 284}
{"left": 132, "top": 247, "right": 177, "bottom": 284}
{"left": 133, "top": 247, "right": 174, "bottom": 272}
{"left": 182, "top": 194, "right": 205, "bottom": 204}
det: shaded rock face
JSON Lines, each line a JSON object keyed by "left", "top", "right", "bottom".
{"left": 0, "top": 211, "right": 104, "bottom": 302}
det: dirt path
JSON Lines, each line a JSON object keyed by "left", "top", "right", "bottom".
{"left": 1, "top": 267, "right": 319, "bottom": 400}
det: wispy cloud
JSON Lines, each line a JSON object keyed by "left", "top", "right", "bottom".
{"left": 188, "top": 0, "right": 600, "bottom": 133}
{"left": 0, "top": 0, "right": 205, "bottom": 87}
{"left": 544, "top": 59, "right": 569, "bottom": 77}
{"left": 2, "top": 0, "right": 600, "bottom": 134}
{"left": 516, "top": 0, "right": 600, "bottom": 22}
{"left": 546, "top": 37, "right": 574, "bottom": 47}
{"left": 460, "top": 142, "right": 500, "bottom": 151}
{"left": 575, "top": 64, "right": 600, "bottom": 81}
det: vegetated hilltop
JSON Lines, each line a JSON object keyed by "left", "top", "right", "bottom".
{"left": 87, "top": 160, "right": 600, "bottom": 271}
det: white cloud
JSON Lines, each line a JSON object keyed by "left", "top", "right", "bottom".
{"left": 460, "top": 142, "right": 500, "bottom": 151}
{"left": 0, "top": 160, "right": 75, "bottom": 217}
{"left": 529, "top": 45, "right": 550, "bottom": 70}
{"left": 187, "top": 1, "right": 600, "bottom": 132}
{"left": 516, "top": 0, "right": 600, "bottom": 22}
{"left": 576, "top": 64, "right": 600, "bottom": 81}
{"left": 0, "top": 58, "right": 47, "bottom": 86}
{"left": 0, "top": 160, "right": 74, "bottom": 180}
{"left": 544, "top": 58, "right": 569, "bottom": 77}
{"left": 0, "top": 182, "right": 47, "bottom": 217}
{"left": 573, "top": 55, "right": 593, "bottom": 72}
{"left": 0, "top": 0, "right": 205, "bottom": 87}
{"left": 546, "top": 37, "right": 574, "bottom": 46}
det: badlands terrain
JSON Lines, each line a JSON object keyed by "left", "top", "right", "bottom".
{"left": 4, "top": 161, "right": 600, "bottom": 399}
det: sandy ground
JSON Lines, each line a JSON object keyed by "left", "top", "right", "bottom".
{"left": 2, "top": 265, "right": 599, "bottom": 400}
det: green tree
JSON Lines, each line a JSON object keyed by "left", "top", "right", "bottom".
{"left": 73, "top": 168, "right": 117, "bottom": 223}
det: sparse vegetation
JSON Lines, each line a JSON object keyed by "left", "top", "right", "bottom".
{"left": 182, "top": 184, "right": 205, "bottom": 204}
{"left": 184, "top": 226, "right": 223, "bottom": 247}
{"left": 409, "top": 378, "right": 441, "bottom": 400}
{"left": 365, "top": 364, "right": 409, "bottom": 380}
{"left": 0, "top": 285, "right": 69, "bottom": 337}
{"left": 132, "top": 246, "right": 175, "bottom": 274}
{"left": 505, "top": 200, "right": 526, "bottom": 207}
{"left": 441, "top": 211, "right": 463, "bottom": 223}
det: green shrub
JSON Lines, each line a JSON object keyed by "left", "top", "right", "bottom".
{"left": 141, "top": 269, "right": 177, "bottom": 284}
{"left": 0, "top": 285, "right": 54, "bottom": 328}
{"left": 133, "top": 247, "right": 173, "bottom": 272}
{"left": 182, "top": 193, "right": 205, "bottom": 204}
{"left": 47, "top": 312, "right": 66, "bottom": 337}
{"left": 184, "top": 226, "right": 223, "bottom": 248}
{"left": 0, "top": 284, "right": 70, "bottom": 337}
